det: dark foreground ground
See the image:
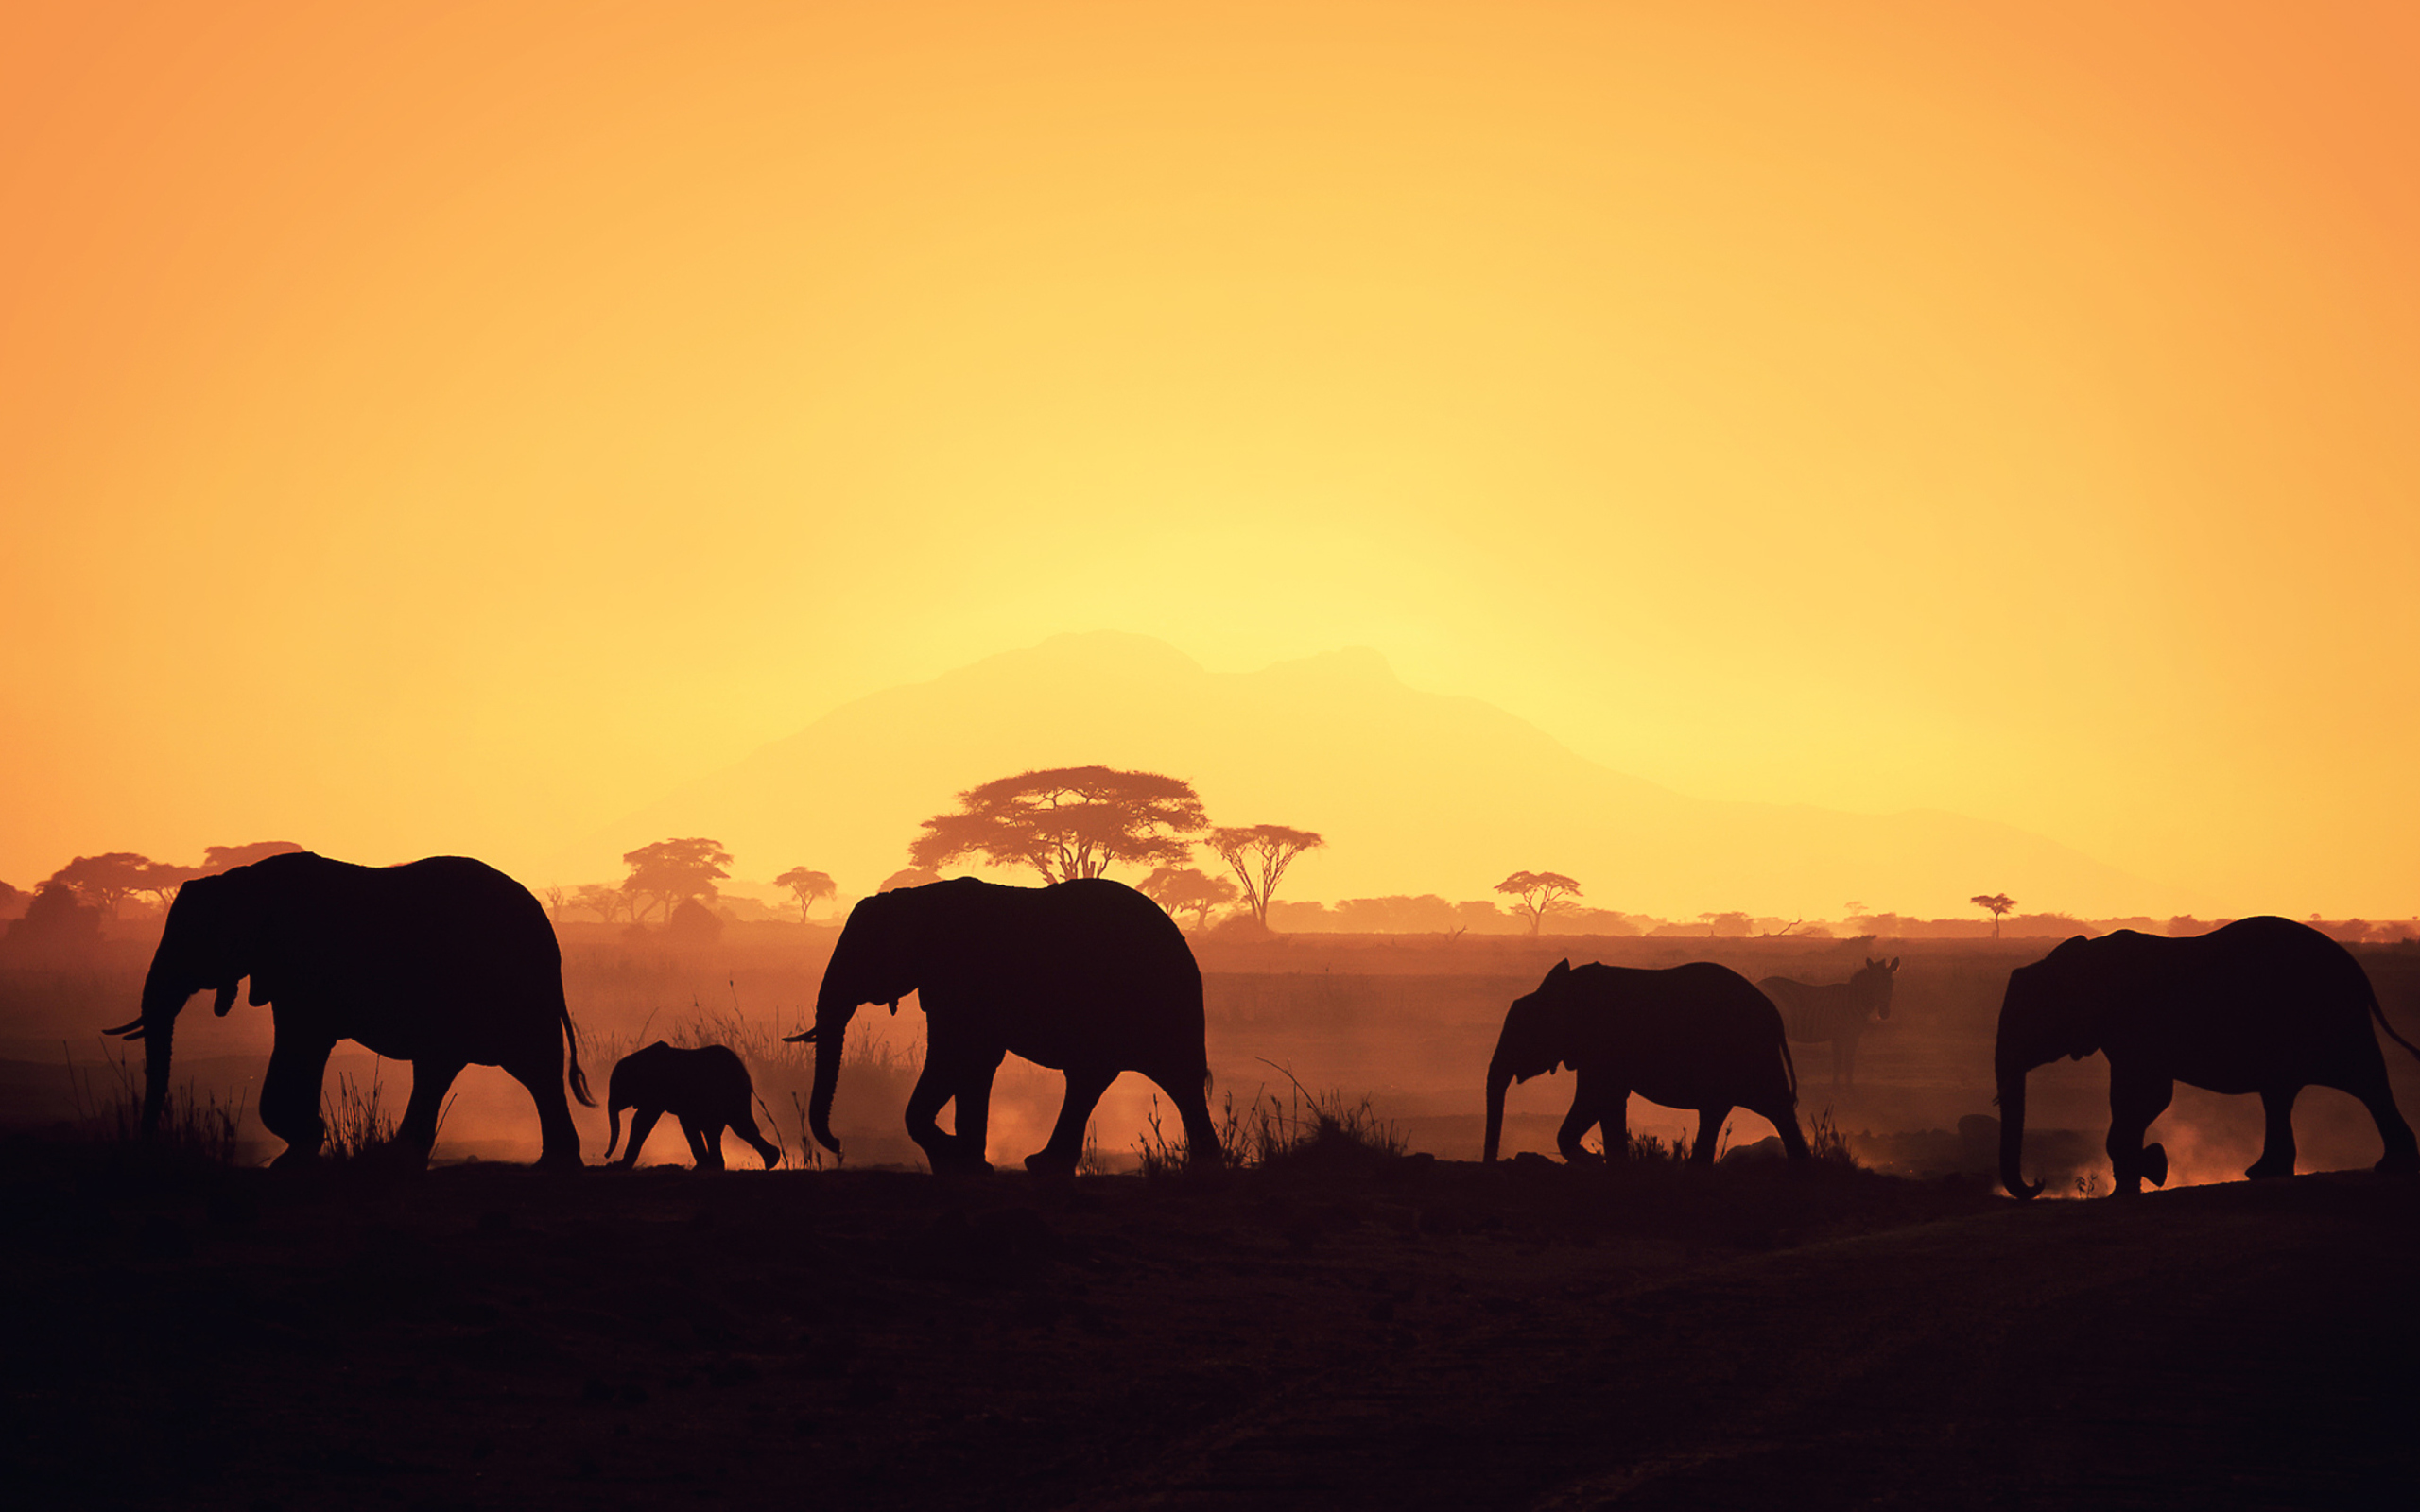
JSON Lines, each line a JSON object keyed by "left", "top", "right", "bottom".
{"left": 4, "top": 1144, "right": 2415, "bottom": 1511}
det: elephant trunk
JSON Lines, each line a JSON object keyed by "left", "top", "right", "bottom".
{"left": 1996, "top": 1060, "right": 2043, "bottom": 1200}
{"left": 1483, "top": 1059, "right": 1513, "bottom": 1163}
{"left": 603, "top": 1100, "right": 624, "bottom": 1161}
{"left": 804, "top": 993, "right": 860, "bottom": 1157}
{"left": 117, "top": 965, "right": 215, "bottom": 1140}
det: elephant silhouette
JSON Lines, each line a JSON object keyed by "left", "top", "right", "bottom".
{"left": 789, "top": 876, "right": 1221, "bottom": 1175}
{"left": 603, "top": 1041, "right": 782, "bottom": 1170}
{"left": 107, "top": 852, "right": 593, "bottom": 1168}
{"left": 1485, "top": 958, "right": 1808, "bottom": 1168}
{"left": 1996, "top": 916, "right": 2420, "bottom": 1198}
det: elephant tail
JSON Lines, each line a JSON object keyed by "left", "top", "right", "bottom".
{"left": 559, "top": 987, "right": 596, "bottom": 1108}
{"left": 1777, "top": 1032, "right": 1799, "bottom": 1103}
{"left": 2373, "top": 991, "right": 2420, "bottom": 1065}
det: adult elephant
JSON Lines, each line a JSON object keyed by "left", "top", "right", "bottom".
{"left": 1483, "top": 959, "right": 1808, "bottom": 1168}
{"left": 604, "top": 1041, "right": 781, "bottom": 1170}
{"left": 106, "top": 852, "right": 592, "bottom": 1168}
{"left": 789, "top": 877, "right": 1219, "bottom": 1175}
{"left": 1996, "top": 916, "right": 2420, "bottom": 1199}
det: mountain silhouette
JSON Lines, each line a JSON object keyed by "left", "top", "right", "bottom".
{"left": 558, "top": 631, "right": 2181, "bottom": 918}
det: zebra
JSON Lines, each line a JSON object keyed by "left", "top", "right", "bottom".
{"left": 1757, "top": 956, "right": 1899, "bottom": 1091}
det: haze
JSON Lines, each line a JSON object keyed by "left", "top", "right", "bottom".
{"left": 7, "top": 3, "right": 2418, "bottom": 916}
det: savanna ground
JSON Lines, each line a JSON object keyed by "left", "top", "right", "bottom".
{"left": 6, "top": 929, "right": 2420, "bottom": 1507}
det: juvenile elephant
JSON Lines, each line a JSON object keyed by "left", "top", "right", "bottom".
{"left": 1484, "top": 958, "right": 1808, "bottom": 1167}
{"left": 790, "top": 877, "right": 1220, "bottom": 1176}
{"left": 603, "top": 1042, "right": 781, "bottom": 1170}
{"left": 107, "top": 852, "right": 592, "bottom": 1168}
{"left": 1996, "top": 916, "right": 2420, "bottom": 1199}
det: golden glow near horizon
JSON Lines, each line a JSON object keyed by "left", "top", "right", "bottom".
{"left": 5, "top": 3, "right": 2418, "bottom": 914}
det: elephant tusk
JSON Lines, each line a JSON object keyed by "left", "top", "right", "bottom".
{"left": 104, "top": 1019, "right": 147, "bottom": 1040}
{"left": 784, "top": 1028, "right": 818, "bottom": 1044}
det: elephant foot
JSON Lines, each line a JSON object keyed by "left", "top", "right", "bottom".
{"left": 2376, "top": 1145, "right": 2420, "bottom": 1176}
{"left": 1024, "top": 1150, "right": 1078, "bottom": 1178}
{"left": 2245, "top": 1154, "right": 2295, "bottom": 1180}
{"left": 268, "top": 1145, "right": 320, "bottom": 1171}
{"left": 2141, "top": 1143, "right": 2168, "bottom": 1189}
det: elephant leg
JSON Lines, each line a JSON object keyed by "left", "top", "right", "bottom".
{"left": 906, "top": 1054, "right": 994, "bottom": 1176}
{"left": 2324, "top": 1057, "right": 2420, "bottom": 1175}
{"left": 1149, "top": 1066, "right": 1224, "bottom": 1170}
{"left": 2105, "top": 1068, "right": 2173, "bottom": 1194}
{"left": 950, "top": 1052, "right": 1006, "bottom": 1173}
{"left": 397, "top": 1057, "right": 465, "bottom": 1164}
{"left": 685, "top": 1117, "right": 727, "bottom": 1172}
{"left": 729, "top": 1101, "right": 783, "bottom": 1168}
{"left": 505, "top": 1052, "right": 584, "bottom": 1171}
{"left": 2247, "top": 1086, "right": 2301, "bottom": 1180}
{"left": 1558, "top": 1068, "right": 1612, "bottom": 1163}
{"left": 1689, "top": 1106, "right": 1733, "bottom": 1166}
{"left": 261, "top": 1030, "right": 336, "bottom": 1168}
{"left": 1029, "top": 1063, "right": 1115, "bottom": 1177}
{"left": 618, "top": 1107, "right": 666, "bottom": 1168}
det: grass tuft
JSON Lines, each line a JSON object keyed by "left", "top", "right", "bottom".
{"left": 63, "top": 1043, "right": 246, "bottom": 1165}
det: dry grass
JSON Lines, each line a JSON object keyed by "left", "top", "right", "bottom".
{"left": 1135, "top": 1066, "right": 1407, "bottom": 1178}
{"left": 63, "top": 1043, "right": 247, "bottom": 1164}
{"left": 1807, "top": 1105, "right": 1858, "bottom": 1168}
{"left": 320, "top": 1062, "right": 425, "bottom": 1165}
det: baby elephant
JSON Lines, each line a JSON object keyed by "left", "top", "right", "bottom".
{"left": 603, "top": 1042, "right": 783, "bottom": 1170}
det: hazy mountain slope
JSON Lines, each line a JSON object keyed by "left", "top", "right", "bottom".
{"left": 557, "top": 631, "right": 2177, "bottom": 918}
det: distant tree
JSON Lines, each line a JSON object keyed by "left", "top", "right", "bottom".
{"left": 573, "top": 884, "right": 629, "bottom": 924}
{"left": 48, "top": 853, "right": 156, "bottom": 920}
{"left": 0, "top": 880, "right": 25, "bottom": 920}
{"left": 622, "top": 838, "right": 733, "bottom": 924}
{"left": 201, "top": 841, "right": 306, "bottom": 873}
{"left": 1139, "top": 865, "right": 1239, "bottom": 930}
{"left": 7, "top": 880, "right": 103, "bottom": 948}
{"left": 1972, "top": 893, "right": 2017, "bottom": 938}
{"left": 909, "top": 766, "right": 1206, "bottom": 885}
{"left": 774, "top": 866, "right": 838, "bottom": 921}
{"left": 1700, "top": 911, "right": 1754, "bottom": 936}
{"left": 1495, "top": 870, "right": 1583, "bottom": 936}
{"left": 1208, "top": 825, "right": 1325, "bottom": 929}
{"left": 132, "top": 862, "right": 205, "bottom": 913}
{"left": 879, "top": 866, "right": 942, "bottom": 893}
{"left": 541, "top": 885, "right": 568, "bottom": 923}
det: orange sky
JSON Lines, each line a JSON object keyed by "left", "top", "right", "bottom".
{"left": 5, "top": 2, "right": 2417, "bottom": 916}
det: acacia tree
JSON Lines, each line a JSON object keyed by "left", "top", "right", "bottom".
{"left": 48, "top": 853, "right": 156, "bottom": 920}
{"left": 1139, "top": 865, "right": 1240, "bottom": 931}
{"left": 1207, "top": 825, "right": 1325, "bottom": 929}
{"left": 133, "top": 862, "right": 204, "bottom": 913}
{"left": 1495, "top": 870, "right": 1582, "bottom": 936}
{"left": 573, "top": 884, "right": 630, "bottom": 925}
{"left": 1972, "top": 892, "right": 2016, "bottom": 938}
{"left": 908, "top": 766, "right": 1207, "bottom": 884}
{"left": 774, "top": 866, "right": 838, "bottom": 921}
{"left": 622, "top": 838, "right": 733, "bottom": 924}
